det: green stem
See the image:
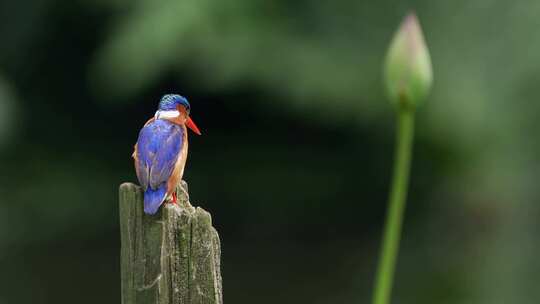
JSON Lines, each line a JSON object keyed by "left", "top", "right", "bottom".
{"left": 371, "top": 108, "right": 415, "bottom": 304}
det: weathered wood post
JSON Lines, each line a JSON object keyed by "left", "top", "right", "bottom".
{"left": 119, "top": 181, "right": 223, "bottom": 304}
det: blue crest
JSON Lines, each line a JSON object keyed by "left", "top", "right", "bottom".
{"left": 158, "top": 94, "right": 191, "bottom": 113}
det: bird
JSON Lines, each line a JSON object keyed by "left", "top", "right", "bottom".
{"left": 132, "top": 94, "right": 201, "bottom": 215}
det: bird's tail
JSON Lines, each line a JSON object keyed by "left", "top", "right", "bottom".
{"left": 144, "top": 186, "right": 167, "bottom": 215}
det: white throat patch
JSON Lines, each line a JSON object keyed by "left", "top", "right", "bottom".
{"left": 155, "top": 110, "right": 180, "bottom": 119}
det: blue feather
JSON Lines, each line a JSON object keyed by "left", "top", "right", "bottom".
{"left": 134, "top": 119, "right": 184, "bottom": 215}
{"left": 144, "top": 186, "right": 167, "bottom": 215}
{"left": 158, "top": 94, "right": 190, "bottom": 112}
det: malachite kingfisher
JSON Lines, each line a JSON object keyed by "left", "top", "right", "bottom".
{"left": 132, "top": 94, "right": 201, "bottom": 215}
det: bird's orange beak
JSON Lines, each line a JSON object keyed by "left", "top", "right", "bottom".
{"left": 186, "top": 116, "right": 201, "bottom": 135}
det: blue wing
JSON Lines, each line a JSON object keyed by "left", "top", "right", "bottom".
{"left": 135, "top": 119, "right": 184, "bottom": 190}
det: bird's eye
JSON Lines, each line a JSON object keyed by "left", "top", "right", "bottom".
{"left": 176, "top": 104, "right": 190, "bottom": 114}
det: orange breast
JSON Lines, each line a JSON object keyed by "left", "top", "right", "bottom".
{"left": 166, "top": 124, "right": 189, "bottom": 195}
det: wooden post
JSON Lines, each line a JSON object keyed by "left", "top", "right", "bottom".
{"left": 119, "top": 181, "right": 223, "bottom": 304}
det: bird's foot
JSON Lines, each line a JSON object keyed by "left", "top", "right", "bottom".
{"left": 171, "top": 191, "right": 178, "bottom": 204}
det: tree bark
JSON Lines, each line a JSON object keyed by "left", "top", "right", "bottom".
{"left": 119, "top": 181, "right": 223, "bottom": 304}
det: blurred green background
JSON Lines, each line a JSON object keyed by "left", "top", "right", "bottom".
{"left": 1, "top": 0, "right": 540, "bottom": 303}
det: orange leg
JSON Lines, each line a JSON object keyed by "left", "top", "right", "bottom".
{"left": 171, "top": 191, "right": 178, "bottom": 204}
